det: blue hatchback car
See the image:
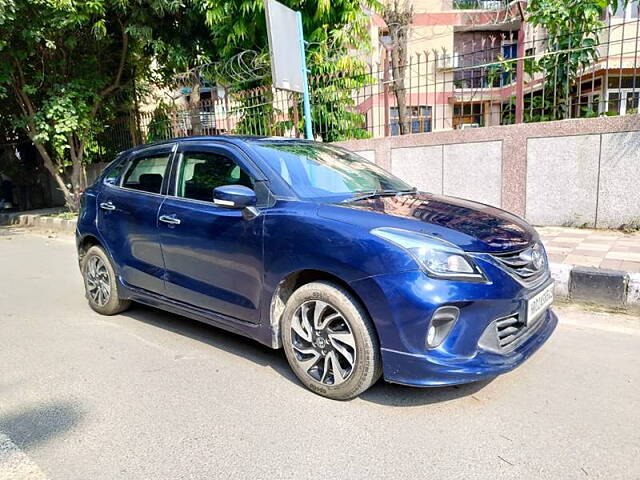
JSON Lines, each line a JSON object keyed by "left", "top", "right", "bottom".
{"left": 77, "top": 136, "right": 557, "bottom": 400}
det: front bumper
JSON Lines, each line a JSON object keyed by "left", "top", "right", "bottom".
{"left": 349, "top": 261, "right": 558, "bottom": 387}
{"left": 381, "top": 308, "right": 557, "bottom": 386}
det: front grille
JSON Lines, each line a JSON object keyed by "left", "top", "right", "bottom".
{"left": 496, "top": 314, "right": 526, "bottom": 349}
{"left": 482, "top": 307, "right": 548, "bottom": 353}
{"left": 490, "top": 243, "right": 548, "bottom": 287}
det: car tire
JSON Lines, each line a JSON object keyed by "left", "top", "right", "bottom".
{"left": 81, "top": 245, "right": 131, "bottom": 316}
{"left": 281, "top": 281, "right": 382, "bottom": 400}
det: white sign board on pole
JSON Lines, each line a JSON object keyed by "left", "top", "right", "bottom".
{"left": 264, "top": 0, "right": 304, "bottom": 93}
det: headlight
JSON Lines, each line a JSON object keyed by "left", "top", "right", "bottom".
{"left": 371, "top": 227, "right": 486, "bottom": 281}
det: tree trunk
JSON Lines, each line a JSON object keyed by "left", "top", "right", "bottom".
{"left": 390, "top": 45, "right": 410, "bottom": 135}
{"left": 129, "top": 114, "right": 141, "bottom": 146}
{"left": 31, "top": 135, "right": 86, "bottom": 212}
{"left": 33, "top": 142, "right": 78, "bottom": 211}
{"left": 189, "top": 80, "right": 202, "bottom": 136}
{"left": 382, "top": 1, "right": 413, "bottom": 136}
{"left": 67, "top": 134, "right": 86, "bottom": 211}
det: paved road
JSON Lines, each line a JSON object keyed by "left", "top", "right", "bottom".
{"left": 1, "top": 227, "right": 639, "bottom": 480}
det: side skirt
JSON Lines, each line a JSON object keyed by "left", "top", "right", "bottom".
{"left": 122, "top": 285, "right": 275, "bottom": 349}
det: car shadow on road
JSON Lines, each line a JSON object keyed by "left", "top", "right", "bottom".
{"left": 121, "top": 303, "right": 494, "bottom": 407}
{"left": 120, "top": 303, "right": 300, "bottom": 384}
{"left": 360, "top": 378, "right": 494, "bottom": 407}
{"left": 0, "top": 400, "right": 84, "bottom": 449}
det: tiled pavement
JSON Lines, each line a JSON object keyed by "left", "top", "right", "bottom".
{"left": 538, "top": 226, "right": 640, "bottom": 273}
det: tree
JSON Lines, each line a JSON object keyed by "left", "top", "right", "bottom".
{"left": 380, "top": 0, "right": 413, "bottom": 135}
{"left": 526, "top": 0, "right": 637, "bottom": 119}
{"left": 192, "top": 0, "right": 378, "bottom": 140}
{"left": 0, "top": 0, "right": 380, "bottom": 211}
{"left": 310, "top": 57, "right": 373, "bottom": 141}
{"left": 0, "top": 0, "right": 212, "bottom": 211}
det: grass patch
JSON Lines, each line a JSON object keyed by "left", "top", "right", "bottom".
{"left": 44, "top": 211, "right": 78, "bottom": 220}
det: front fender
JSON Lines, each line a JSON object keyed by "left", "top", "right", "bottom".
{"left": 259, "top": 202, "right": 415, "bottom": 347}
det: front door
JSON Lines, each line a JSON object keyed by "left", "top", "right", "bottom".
{"left": 157, "top": 143, "right": 265, "bottom": 323}
{"left": 97, "top": 144, "right": 175, "bottom": 294}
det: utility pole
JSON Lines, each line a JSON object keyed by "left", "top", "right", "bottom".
{"left": 515, "top": 0, "right": 526, "bottom": 124}
{"left": 383, "top": 47, "right": 391, "bottom": 137}
{"left": 296, "top": 11, "right": 313, "bottom": 140}
{"left": 265, "top": 0, "right": 313, "bottom": 139}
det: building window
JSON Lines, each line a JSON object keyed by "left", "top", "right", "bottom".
{"left": 453, "top": 103, "right": 484, "bottom": 129}
{"left": 607, "top": 91, "right": 639, "bottom": 115}
{"left": 572, "top": 78, "right": 604, "bottom": 117}
{"left": 606, "top": 76, "right": 640, "bottom": 115}
{"left": 610, "top": 2, "right": 639, "bottom": 19}
{"left": 379, "top": 28, "right": 390, "bottom": 44}
{"left": 390, "top": 106, "right": 432, "bottom": 135}
{"left": 611, "top": 3, "right": 625, "bottom": 17}
{"left": 574, "top": 93, "right": 602, "bottom": 117}
{"left": 608, "top": 76, "right": 640, "bottom": 89}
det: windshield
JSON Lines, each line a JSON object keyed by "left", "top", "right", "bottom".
{"left": 251, "top": 142, "right": 412, "bottom": 201}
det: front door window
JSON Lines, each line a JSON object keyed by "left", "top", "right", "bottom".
{"left": 176, "top": 152, "right": 254, "bottom": 202}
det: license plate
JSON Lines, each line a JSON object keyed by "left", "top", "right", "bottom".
{"left": 526, "top": 282, "right": 554, "bottom": 325}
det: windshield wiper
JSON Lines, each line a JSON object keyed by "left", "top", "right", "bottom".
{"left": 342, "top": 187, "right": 417, "bottom": 203}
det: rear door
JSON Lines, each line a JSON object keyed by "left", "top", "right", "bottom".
{"left": 97, "top": 144, "right": 175, "bottom": 294}
{"left": 157, "top": 142, "right": 266, "bottom": 323}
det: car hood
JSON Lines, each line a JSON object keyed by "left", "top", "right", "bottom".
{"left": 318, "top": 193, "right": 537, "bottom": 254}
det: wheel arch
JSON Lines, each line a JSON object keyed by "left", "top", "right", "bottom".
{"left": 77, "top": 234, "right": 103, "bottom": 263}
{"left": 77, "top": 233, "right": 132, "bottom": 304}
{"left": 269, "top": 269, "right": 379, "bottom": 349}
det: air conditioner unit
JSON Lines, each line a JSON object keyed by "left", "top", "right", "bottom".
{"left": 480, "top": 0, "right": 503, "bottom": 9}
{"left": 436, "top": 53, "right": 459, "bottom": 70}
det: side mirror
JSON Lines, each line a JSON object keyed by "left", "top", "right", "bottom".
{"left": 213, "top": 185, "right": 257, "bottom": 209}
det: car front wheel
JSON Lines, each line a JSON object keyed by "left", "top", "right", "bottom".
{"left": 282, "top": 281, "right": 382, "bottom": 400}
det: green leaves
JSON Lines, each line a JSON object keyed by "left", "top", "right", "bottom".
{"left": 0, "top": 0, "right": 17, "bottom": 25}
{"left": 92, "top": 19, "right": 107, "bottom": 39}
{"left": 526, "top": 0, "right": 610, "bottom": 120}
{"left": 180, "top": 0, "right": 376, "bottom": 140}
{"left": 31, "top": 90, "right": 93, "bottom": 161}
{"left": 1, "top": 0, "right": 199, "bottom": 150}
{"left": 0, "top": 0, "right": 378, "bottom": 202}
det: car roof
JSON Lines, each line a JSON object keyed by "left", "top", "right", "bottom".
{"left": 118, "top": 135, "right": 315, "bottom": 157}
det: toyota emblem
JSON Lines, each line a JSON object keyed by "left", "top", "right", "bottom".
{"left": 520, "top": 244, "right": 545, "bottom": 271}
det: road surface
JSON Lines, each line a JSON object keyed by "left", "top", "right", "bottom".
{"left": 0, "top": 226, "right": 638, "bottom": 479}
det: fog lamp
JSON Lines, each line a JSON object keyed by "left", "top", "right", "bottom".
{"left": 427, "top": 325, "right": 437, "bottom": 346}
{"left": 426, "top": 306, "right": 460, "bottom": 349}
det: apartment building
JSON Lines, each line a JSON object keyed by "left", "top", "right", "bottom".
{"left": 137, "top": 1, "right": 639, "bottom": 141}
{"left": 360, "top": 0, "right": 640, "bottom": 136}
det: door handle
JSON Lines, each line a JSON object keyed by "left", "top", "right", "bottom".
{"left": 99, "top": 201, "right": 116, "bottom": 211}
{"left": 159, "top": 214, "right": 181, "bottom": 225}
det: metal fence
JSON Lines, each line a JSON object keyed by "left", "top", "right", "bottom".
{"left": 95, "top": 18, "right": 640, "bottom": 160}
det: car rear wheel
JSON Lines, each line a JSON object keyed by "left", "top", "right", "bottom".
{"left": 82, "top": 245, "right": 130, "bottom": 315}
{"left": 282, "top": 281, "right": 381, "bottom": 400}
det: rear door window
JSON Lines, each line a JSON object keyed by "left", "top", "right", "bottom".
{"left": 122, "top": 154, "right": 172, "bottom": 194}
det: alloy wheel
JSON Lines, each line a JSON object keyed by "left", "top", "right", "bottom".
{"left": 290, "top": 300, "right": 357, "bottom": 386}
{"left": 86, "top": 255, "right": 111, "bottom": 307}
